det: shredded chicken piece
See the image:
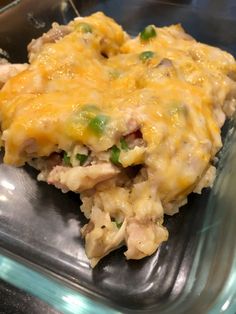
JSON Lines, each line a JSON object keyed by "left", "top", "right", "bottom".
{"left": 164, "top": 198, "right": 188, "bottom": 215}
{"left": 47, "top": 163, "right": 120, "bottom": 193}
{"left": 125, "top": 118, "right": 140, "bottom": 135}
{"left": 223, "top": 85, "right": 236, "bottom": 117}
{"left": 27, "top": 23, "right": 72, "bottom": 62}
{"left": 29, "top": 153, "right": 62, "bottom": 172}
{"left": 157, "top": 58, "right": 174, "bottom": 68}
{"left": 21, "top": 138, "right": 38, "bottom": 154}
{"left": 124, "top": 219, "right": 168, "bottom": 259}
{"left": 213, "top": 107, "right": 226, "bottom": 128}
{"left": 193, "top": 165, "right": 216, "bottom": 194}
{"left": 80, "top": 180, "right": 167, "bottom": 265}
{"left": 156, "top": 58, "right": 176, "bottom": 77}
{"left": 223, "top": 99, "right": 236, "bottom": 117}
{"left": 81, "top": 207, "right": 126, "bottom": 267}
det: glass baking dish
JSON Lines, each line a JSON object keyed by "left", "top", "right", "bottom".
{"left": 1, "top": 0, "right": 236, "bottom": 313}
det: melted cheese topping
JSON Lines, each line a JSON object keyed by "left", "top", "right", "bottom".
{"left": 1, "top": 12, "right": 236, "bottom": 265}
{"left": 1, "top": 12, "right": 235, "bottom": 190}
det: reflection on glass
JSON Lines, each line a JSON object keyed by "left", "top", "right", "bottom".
{"left": 0, "top": 195, "right": 8, "bottom": 202}
{"left": 1, "top": 180, "right": 15, "bottom": 191}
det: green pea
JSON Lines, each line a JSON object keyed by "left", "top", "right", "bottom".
{"left": 73, "top": 105, "right": 99, "bottom": 127}
{"left": 170, "top": 104, "right": 188, "bottom": 116}
{"left": 87, "top": 114, "right": 109, "bottom": 136}
{"left": 110, "top": 145, "right": 121, "bottom": 165}
{"left": 140, "top": 25, "right": 156, "bottom": 41}
{"left": 111, "top": 218, "right": 123, "bottom": 229}
{"left": 109, "top": 69, "right": 121, "bottom": 79}
{"left": 139, "top": 51, "right": 155, "bottom": 62}
{"left": 76, "top": 23, "right": 92, "bottom": 33}
{"left": 115, "top": 221, "right": 123, "bottom": 228}
{"left": 63, "top": 152, "right": 71, "bottom": 166}
{"left": 76, "top": 153, "right": 88, "bottom": 166}
{"left": 120, "top": 137, "right": 129, "bottom": 151}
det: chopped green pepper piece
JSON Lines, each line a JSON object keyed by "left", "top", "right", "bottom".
{"left": 110, "top": 145, "right": 121, "bottom": 165}
{"left": 115, "top": 221, "right": 123, "bottom": 228}
{"left": 73, "top": 105, "right": 99, "bottom": 127}
{"left": 76, "top": 153, "right": 88, "bottom": 166}
{"left": 87, "top": 114, "right": 109, "bottom": 136}
{"left": 111, "top": 218, "right": 123, "bottom": 228}
{"left": 63, "top": 152, "right": 71, "bottom": 166}
{"left": 170, "top": 104, "right": 188, "bottom": 116}
{"left": 109, "top": 69, "right": 121, "bottom": 79}
{"left": 140, "top": 25, "right": 156, "bottom": 41}
{"left": 139, "top": 51, "right": 155, "bottom": 62}
{"left": 120, "top": 137, "right": 129, "bottom": 151}
{"left": 76, "top": 22, "right": 92, "bottom": 33}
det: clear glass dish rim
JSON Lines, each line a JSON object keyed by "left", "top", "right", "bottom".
{"left": 1, "top": 1, "right": 236, "bottom": 313}
{"left": 1, "top": 229, "right": 236, "bottom": 314}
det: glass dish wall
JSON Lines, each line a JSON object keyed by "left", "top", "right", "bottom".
{"left": 0, "top": 1, "right": 236, "bottom": 313}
